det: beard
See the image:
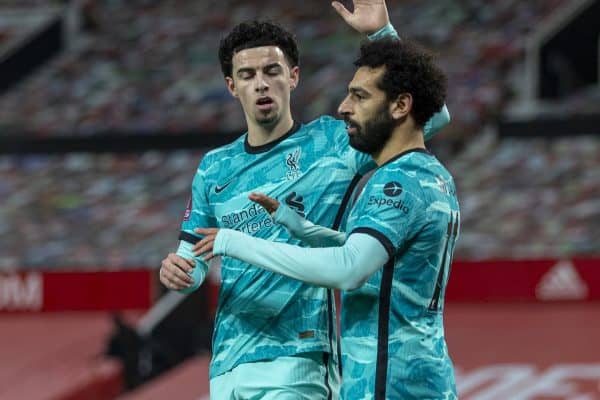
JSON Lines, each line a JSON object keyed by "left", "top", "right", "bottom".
{"left": 255, "top": 109, "right": 280, "bottom": 127}
{"left": 347, "top": 106, "right": 396, "bottom": 155}
{"left": 256, "top": 113, "right": 278, "bottom": 126}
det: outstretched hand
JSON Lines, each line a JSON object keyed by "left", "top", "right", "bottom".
{"left": 331, "top": 0, "right": 390, "bottom": 34}
{"left": 192, "top": 193, "right": 278, "bottom": 260}
{"left": 249, "top": 192, "right": 280, "bottom": 215}
{"left": 193, "top": 228, "right": 219, "bottom": 261}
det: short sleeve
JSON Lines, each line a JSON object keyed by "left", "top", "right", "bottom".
{"left": 345, "top": 169, "right": 424, "bottom": 259}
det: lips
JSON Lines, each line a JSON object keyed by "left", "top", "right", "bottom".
{"left": 256, "top": 97, "right": 273, "bottom": 105}
{"left": 345, "top": 119, "right": 360, "bottom": 135}
{"left": 256, "top": 97, "right": 274, "bottom": 111}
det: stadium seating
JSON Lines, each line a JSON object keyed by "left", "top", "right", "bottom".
{"left": 1, "top": 133, "right": 598, "bottom": 270}
{"left": 0, "top": 151, "right": 203, "bottom": 269}
{"left": 0, "top": 1, "right": 597, "bottom": 266}
{"left": 0, "top": 0, "right": 569, "bottom": 139}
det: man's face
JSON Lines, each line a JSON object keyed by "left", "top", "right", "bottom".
{"left": 226, "top": 46, "right": 299, "bottom": 128}
{"left": 338, "top": 66, "right": 396, "bottom": 155}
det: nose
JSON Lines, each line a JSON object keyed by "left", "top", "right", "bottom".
{"left": 254, "top": 72, "right": 269, "bottom": 93}
{"left": 337, "top": 95, "right": 352, "bottom": 117}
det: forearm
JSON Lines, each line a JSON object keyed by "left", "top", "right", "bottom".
{"left": 214, "top": 231, "right": 388, "bottom": 291}
{"left": 176, "top": 240, "right": 209, "bottom": 294}
{"left": 273, "top": 205, "right": 346, "bottom": 247}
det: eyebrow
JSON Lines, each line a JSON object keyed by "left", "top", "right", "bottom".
{"left": 349, "top": 87, "right": 370, "bottom": 97}
{"left": 236, "top": 63, "right": 283, "bottom": 76}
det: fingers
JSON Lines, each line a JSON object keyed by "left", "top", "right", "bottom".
{"left": 249, "top": 192, "right": 269, "bottom": 205}
{"left": 160, "top": 253, "right": 194, "bottom": 290}
{"left": 167, "top": 252, "right": 194, "bottom": 272}
{"left": 202, "top": 251, "right": 216, "bottom": 262}
{"left": 249, "top": 192, "right": 280, "bottom": 214}
{"left": 193, "top": 235, "right": 216, "bottom": 261}
{"left": 193, "top": 228, "right": 218, "bottom": 252}
{"left": 248, "top": 192, "right": 261, "bottom": 202}
{"left": 192, "top": 235, "right": 212, "bottom": 254}
{"left": 332, "top": 0, "right": 389, "bottom": 34}
{"left": 331, "top": 1, "right": 353, "bottom": 21}
{"left": 195, "top": 227, "right": 219, "bottom": 236}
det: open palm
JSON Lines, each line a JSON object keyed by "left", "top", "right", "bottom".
{"left": 332, "top": 0, "right": 390, "bottom": 34}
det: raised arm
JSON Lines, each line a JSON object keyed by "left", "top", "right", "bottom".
{"left": 335, "top": 0, "right": 450, "bottom": 139}
{"left": 332, "top": 0, "right": 390, "bottom": 35}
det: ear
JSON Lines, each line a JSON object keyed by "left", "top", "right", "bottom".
{"left": 289, "top": 66, "right": 300, "bottom": 91}
{"left": 225, "top": 76, "right": 238, "bottom": 98}
{"left": 390, "top": 93, "right": 412, "bottom": 120}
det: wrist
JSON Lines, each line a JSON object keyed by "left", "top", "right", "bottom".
{"left": 213, "top": 229, "right": 230, "bottom": 256}
{"left": 367, "top": 23, "right": 398, "bottom": 41}
{"left": 273, "top": 204, "right": 293, "bottom": 225}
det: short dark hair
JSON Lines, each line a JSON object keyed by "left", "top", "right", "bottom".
{"left": 218, "top": 20, "right": 299, "bottom": 78}
{"left": 354, "top": 38, "right": 447, "bottom": 127}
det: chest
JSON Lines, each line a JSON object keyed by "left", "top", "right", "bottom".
{"left": 208, "top": 145, "right": 357, "bottom": 233}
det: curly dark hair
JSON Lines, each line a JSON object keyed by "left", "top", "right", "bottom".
{"left": 354, "top": 37, "right": 447, "bottom": 127}
{"left": 218, "top": 20, "right": 299, "bottom": 78}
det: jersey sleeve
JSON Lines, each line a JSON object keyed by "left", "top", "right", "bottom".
{"left": 346, "top": 170, "right": 424, "bottom": 259}
{"left": 179, "top": 157, "right": 217, "bottom": 244}
{"left": 176, "top": 240, "right": 209, "bottom": 294}
{"left": 273, "top": 203, "right": 346, "bottom": 247}
{"left": 367, "top": 22, "right": 400, "bottom": 41}
{"left": 213, "top": 230, "right": 389, "bottom": 291}
{"left": 423, "top": 104, "right": 450, "bottom": 141}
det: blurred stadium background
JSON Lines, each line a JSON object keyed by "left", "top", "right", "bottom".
{"left": 0, "top": 0, "right": 599, "bottom": 399}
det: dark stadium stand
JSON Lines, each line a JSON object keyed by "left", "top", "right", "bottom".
{"left": 0, "top": 0, "right": 569, "bottom": 140}
{"left": 0, "top": 151, "right": 204, "bottom": 269}
{"left": 1, "top": 135, "right": 597, "bottom": 270}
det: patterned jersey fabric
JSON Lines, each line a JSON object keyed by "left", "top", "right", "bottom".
{"left": 180, "top": 116, "right": 372, "bottom": 378}
{"left": 342, "top": 149, "right": 460, "bottom": 399}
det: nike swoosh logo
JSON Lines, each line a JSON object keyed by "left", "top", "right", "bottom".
{"left": 214, "top": 178, "right": 235, "bottom": 194}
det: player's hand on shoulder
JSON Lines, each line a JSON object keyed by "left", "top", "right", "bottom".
{"left": 249, "top": 192, "right": 280, "bottom": 215}
{"left": 332, "top": 0, "right": 390, "bottom": 35}
{"left": 193, "top": 228, "right": 219, "bottom": 262}
{"left": 159, "top": 253, "right": 194, "bottom": 290}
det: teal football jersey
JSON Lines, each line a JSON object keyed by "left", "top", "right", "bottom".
{"left": 180, "top": 117, "right": 372, "bottom": 379}
{"left": 342, "top": 149, "right": 460, "bottom": 399}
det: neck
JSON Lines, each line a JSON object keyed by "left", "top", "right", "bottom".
{"left": 372, "top": 126, "right": 425, "bottom": 166}
{"left": 246, "top": 112, "right": 294, "bottom": 147}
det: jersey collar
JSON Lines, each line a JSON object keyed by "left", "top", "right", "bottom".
{"left": 244, "top": 121, "right": 301, "bottom": 154}
{"left": 379, "top": 148, "right": 432, "bottom": 169}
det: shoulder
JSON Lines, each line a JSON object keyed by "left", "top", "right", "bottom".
{"left": 199, "top": 135, "right": 245, "bottom": 171}
{"left": 389, "top": 151, "right": 457, "bottom": 207}
{"left": 407, "top": 151, "right": 456, "bottom": 191}
{"left": 302, "top": 116, "right": 345, "bottom": 137}
{"left": 304, "top": 116, "right": 353, "bottom": 158}
{"left": 370, "top": 153, "right": 433, "bottom": 204}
